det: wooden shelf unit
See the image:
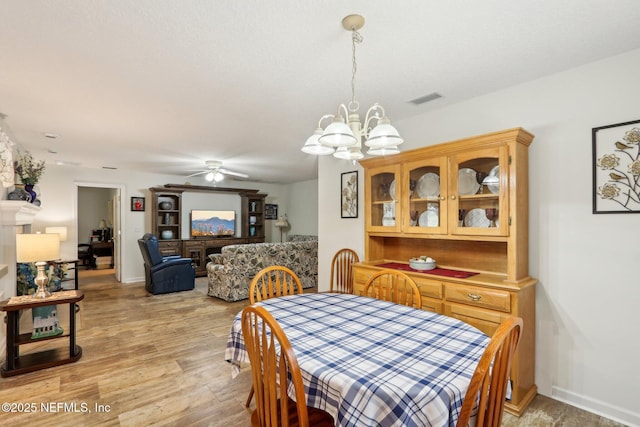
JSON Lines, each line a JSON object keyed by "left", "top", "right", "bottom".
{"left": 1, "top": 290, "right": 84, "bottom": 377}
{"left": 240, "top": 193, "right": 267, "bottom": 241}
{"left": 357, "top": 127, "right": 537, "bottom": 416}
{"left": 148, "top": 185, "right": 268, "bottom": 276}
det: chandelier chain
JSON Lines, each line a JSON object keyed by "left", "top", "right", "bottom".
{"left": 349, "top": 28, "right": 363, "bottom": 113}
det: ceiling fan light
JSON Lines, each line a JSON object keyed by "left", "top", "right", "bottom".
{"left": 214, "top": 172, "right": 224, "bottom": 182}
{"left": 365, "top": 118, "right": 404, "bottom": 148}
{"left": 318, "top": 116, "right": 357, "bottom": 147}
{"left": 205, "top": 172, "right": 215, "bottom": 182}
{"left": 301, "top": 128, "right": 335, "bottom": 155}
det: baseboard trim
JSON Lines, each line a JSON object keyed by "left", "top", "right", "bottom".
{"left": 551, "top": 386, "right": 640, "bottom": 427}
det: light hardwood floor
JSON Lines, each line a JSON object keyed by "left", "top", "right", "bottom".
{"left": 0, "top": 269, "right": 625, "bottom": 426}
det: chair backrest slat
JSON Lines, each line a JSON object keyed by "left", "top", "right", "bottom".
{"left": 363, "top": 269, "right": 422, "bottom": 309}
{"left": 330, "top": 248, "right": 359, "bottom": 293}
{"left": 250, "top": 266, "right": 303, "bottom": 304}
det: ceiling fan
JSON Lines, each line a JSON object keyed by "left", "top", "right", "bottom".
{"left": 186, "top": 160, "right": 249, "bottom": 182}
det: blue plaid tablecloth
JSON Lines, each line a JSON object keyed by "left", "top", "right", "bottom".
{"left": 225, "top": 293, "right": 489, "bottom": 427}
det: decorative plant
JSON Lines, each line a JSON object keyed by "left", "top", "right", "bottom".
{"left": 14, "top": 150, "right": 46, "bottom": 185}
{"left": 596, "top": 127, "right": 640, "bottom": 210}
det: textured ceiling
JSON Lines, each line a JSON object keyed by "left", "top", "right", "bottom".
{"left": 2, "top": 1, "right": 640, "bottom": 183}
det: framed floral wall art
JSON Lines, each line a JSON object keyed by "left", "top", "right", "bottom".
{"left": 341, "top": 171, "right": 358, "bottom": 218}
{"left": 592, "top": 119, "right": 640, "bottom": 213}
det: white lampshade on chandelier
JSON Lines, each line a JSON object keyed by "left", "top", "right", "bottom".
{"left": 301, "top": 14, "right": 403, "bottom": 159}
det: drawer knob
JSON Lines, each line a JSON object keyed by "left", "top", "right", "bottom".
{"left": 467, "top": 292, "right": 482, "bottom": 301}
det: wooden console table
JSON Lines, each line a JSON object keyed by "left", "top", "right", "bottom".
{"left": 1, "top": 290, "right": 84, "bottom": 377}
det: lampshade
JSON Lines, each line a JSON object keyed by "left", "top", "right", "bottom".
{"left": 16, "top": 233, "right": 61, "bottom": 262}
{"left": 318, "top": 116, "right": 357, "bottom": 148}
{"left": 334, "top": 145, "right": 365, "bottom": 160}
{"left": 366, "top": 145, "right": 400, "bottom": 156}
{"left": 275, "top": 216, "right": 290, "bottom": 228}
{"left": 45, "top": 226, "right": 68, "bottom": 242}
{"left": 302, "top": 128, "right": 335, "bottom": 155}
{"left": 365, "top": 117, "right": 404, "bottom": 148}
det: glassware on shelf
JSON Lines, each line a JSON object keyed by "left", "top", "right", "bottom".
{"left": 476, "top": 171, "right": 488, "bottom": 194}
{"left": 485, "top": 208, "right": 498, "bottom": 227}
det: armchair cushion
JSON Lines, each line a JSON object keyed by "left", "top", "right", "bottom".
{"left": 138, "top": 233, "right": 195, "bottom": 295}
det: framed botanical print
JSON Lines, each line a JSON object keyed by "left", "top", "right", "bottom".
{"left": 341, "top": 171, "right": 358, "bottom": 218}
{"left": 592, "top": 119, "right": 640, "bottom": 213}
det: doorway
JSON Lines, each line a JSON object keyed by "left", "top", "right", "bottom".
{"left": 75, "top": 183, "right": 124, "bottom": 283}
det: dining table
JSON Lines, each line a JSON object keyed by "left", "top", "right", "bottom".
{"left": 225, "top": 293, "right": 490, "bottom": 427}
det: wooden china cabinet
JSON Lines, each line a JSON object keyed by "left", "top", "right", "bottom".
{"left": 355, "top": 127, "right": 537, "bottom": 416}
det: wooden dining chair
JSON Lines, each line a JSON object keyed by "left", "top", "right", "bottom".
{"left": 329, "top": 248, "right": 360, "bottom": 293}
{"left": 242, "top": 305, "right": 334, "bottom": 427}
{"left": 249, "top": 265, "right": 304, "bottom": 304}
{"left": 456, "top": 316, "right": 523, "bottom": 427}
{"left": 363, "top": 269, "right": 422, "bottom": 308}
{"left": 246, "top": 265, "right": 304, "bottom": 407}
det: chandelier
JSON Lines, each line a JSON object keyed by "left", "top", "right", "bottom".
{"left": 301, "top": 14, "right": 403, "bottom": 160}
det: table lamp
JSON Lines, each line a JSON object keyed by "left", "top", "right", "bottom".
{"left": 16, "top": 233, "right": 61, "bottom": 298}
{"left": 275, "top": 215, "right": 290, "bottom": 242}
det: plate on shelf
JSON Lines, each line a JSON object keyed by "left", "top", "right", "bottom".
{"left": 416, "top": 173, "right": 440, "bottom": 198}
{"left": 389, "top": 180, "right": 396, "bottom": 200}
{"left": 458, "top": 168, "right": 480, "bottom": 195}
{"left": 486, "top": 165, "right": 500, "bottom": 194}
{"left": 418, "top": 210, "right": 439, "bottom": 227}
{"left": 464, "top": 208, "right": 490, "bottom": 228}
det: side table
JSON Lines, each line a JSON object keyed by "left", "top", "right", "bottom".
{"left": 1, "top": 290, "right": 84, "bottom": 377}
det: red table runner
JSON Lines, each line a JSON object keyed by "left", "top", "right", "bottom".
{"left": 377, "top": 262, "right": 479, "bottom": 279}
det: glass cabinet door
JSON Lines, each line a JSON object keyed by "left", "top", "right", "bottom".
{"left": 366, "top": 165, "right": 402, "bottom": 232}
{"left": 449, "top": 146, "right": 509, "bottom": 236}
{"left": 402, "top": 157, "right": 448, "bottom": 234}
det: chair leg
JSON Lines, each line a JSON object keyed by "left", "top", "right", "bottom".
{"left": 245, "top": 385, "right": 254, "bottom": 408}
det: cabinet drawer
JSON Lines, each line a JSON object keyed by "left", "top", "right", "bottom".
{"left": 445, "top": 303, "right": 505, "bottom": 337}
{"left": 445, "top": 284, "right": 511, "bottom": 313}
{"left": 421, "top": 298, "right": 443, "bottom": 314}
{"left": 412, "top": 277, "right": 443, "bottom": 299}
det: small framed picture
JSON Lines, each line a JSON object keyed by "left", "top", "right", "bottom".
{"left": 265, "top": 204, "right": 278, "bottom": 220}
{"left": 131, "top": 197, "right": 145, "bottom": 212}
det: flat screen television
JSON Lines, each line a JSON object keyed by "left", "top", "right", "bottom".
{"left": 191, "top": 210, "right": 236, "bottom": 237}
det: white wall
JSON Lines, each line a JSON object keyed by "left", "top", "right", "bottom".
{"left": 284, "top": 179, "right": 319, "bottom": 238}
{"left": 318, "top": 48, "right": 640, "bottom": 425}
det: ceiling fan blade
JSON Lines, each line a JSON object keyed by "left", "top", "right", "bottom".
{"left": 219, "top": 168, "right": 249, "bottom": 179}
{"left": 185, "top": 170, "right": 209, "bottom": 178}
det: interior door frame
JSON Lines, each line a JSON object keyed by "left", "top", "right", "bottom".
{"left": 74, "top": 181, "right": 125, "bottom": 282}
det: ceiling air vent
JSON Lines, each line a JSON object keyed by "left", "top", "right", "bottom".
{"left": 409, "top": 92, "right": 442, "bottom": 105}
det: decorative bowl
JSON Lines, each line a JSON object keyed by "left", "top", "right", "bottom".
{"left": 159, "top": 201, "right": 173, "bottom": 210}
{"left": 409, "top": 257, "right": 436, "bottom": 270}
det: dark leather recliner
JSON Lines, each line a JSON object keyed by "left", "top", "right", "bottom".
{"left": 137, "top": 233, "right": 195, "bottom": 294}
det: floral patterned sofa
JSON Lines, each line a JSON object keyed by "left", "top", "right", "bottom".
{"left": 206, "top": 237, "right": 318, "bottom": 302}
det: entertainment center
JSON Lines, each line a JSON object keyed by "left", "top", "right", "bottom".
{"left": 149, "top": 184, "right": 267, "bottom": 276}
